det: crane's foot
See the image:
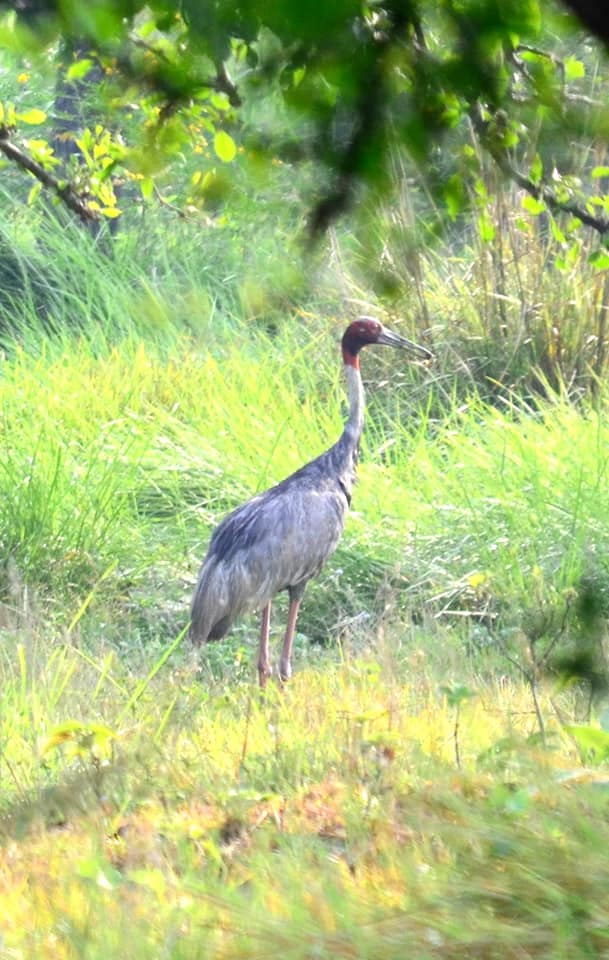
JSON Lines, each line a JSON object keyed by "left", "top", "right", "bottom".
{"left": 278, "top": 658, "right": 292, "bottom": 684}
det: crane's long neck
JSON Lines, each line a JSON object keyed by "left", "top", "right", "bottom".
{"left": 338, "top": 361, "right": 365, "bottom": 459}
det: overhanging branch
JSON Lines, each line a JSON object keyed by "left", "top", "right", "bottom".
{"left": 471, "top": 110, "right": 609, "bottom": 235}
{"left": 0, "top": 126, "right": 98, "bottom": 224}
{"left": 499, "top": 155, "right": 609, "bottom": 234}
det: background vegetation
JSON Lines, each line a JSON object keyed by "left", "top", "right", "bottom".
{"left": 2, "top": 1, "right": 609, "bottom": 957}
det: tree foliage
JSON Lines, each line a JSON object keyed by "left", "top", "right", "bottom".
{"left": 1, "top": 0, "right": 609, "bottom": 243}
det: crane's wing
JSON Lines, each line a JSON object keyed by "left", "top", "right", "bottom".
{"left": 208, "top": 474, "right": 348, "bottom": 588}
{"left": 191, "top": 463, "right": 350, "bottom": 642}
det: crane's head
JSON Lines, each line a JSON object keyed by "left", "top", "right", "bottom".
{"left": 342, "top": 316, "right": 432, "bottom": 369}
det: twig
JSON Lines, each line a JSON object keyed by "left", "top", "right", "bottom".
{"left": 497, "top": 637, "right": 546, "bottom": 746}
{"left": 537, "top": 594, "right": 573, "bottom": 669}
{"left": 512, "top": 44, "right": 566, "bottom": 88}
{"left": 153, "top": 183, "right": 188, "bottom": 219}
{"left": 528, "top": 673, "right": 547, "bottom": 746}
{"left": 152, "top": 184, "right": 215, "bottom": 225}
{"left": 502, "top": 156, "right": 609, "bottom": 233}
{"left": 214, "top": 62, "right": 242, "bottom": 108}
{"left": 128, "top": 33, "right": 242, "bottom": 107}
{"left": 0, "top": 125, "right": 98, "bottom": 224}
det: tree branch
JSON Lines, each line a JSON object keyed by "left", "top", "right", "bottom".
{"left": 128, "top": 34, "right": 242, "bottom": 108}
{"left": 308, "top": 7, "right": 412, "bottom": 239}
{"left": 471, "top": 111, "right": 609, "bottom": 235}
{"left": 0, "top": 126, "right": 98, "bottom": 224}
{"left": 214, "top": 61, "right": 242, "bottom": 108}
{"left": 500, "top": 155, "right": 609, "bottom": 234}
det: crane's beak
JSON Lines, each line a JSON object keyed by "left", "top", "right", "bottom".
{"left": 377, "top": 326, "right": 433, "bottom": 361}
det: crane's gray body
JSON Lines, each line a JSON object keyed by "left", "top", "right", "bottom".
{"left": 190, "top": 366, "right": 362, "bottom": 643}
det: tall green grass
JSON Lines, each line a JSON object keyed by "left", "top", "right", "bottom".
{"left": 2, "top": 291, "right": 608, "bottom": 661}
{"left": 0, "top": 173, "right": 608, "bottom": 664}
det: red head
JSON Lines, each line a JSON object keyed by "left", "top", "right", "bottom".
{"left": 341, "top": 316, "right": 432, "bottom": 369}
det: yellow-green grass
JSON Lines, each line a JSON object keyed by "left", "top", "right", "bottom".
{"left": 2, "top": 223, "right": 609, "bottom": 957}
{"left": 0, "top": 636, "right": 607, "bottom": 960}
{"left": 2, "top": 318, "right": 609, "bottom": 647}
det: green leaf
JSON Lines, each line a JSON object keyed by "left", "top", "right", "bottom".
{"left": 555, "top": 239, "right": 579, "bottom": 271}
{"left": 588, "top": 250, "right": 609, "bottom": 270}
{"left": 477, "top": 211, "right": 495, "bottom": 242}
{"left": 140, "top": 177, "right": 154, "bottom": 201}
{"left": 549, "top": 218, "right": 566, "bottom": 245}
{"left": 565, "top": 57, "right": 585, "bottom": 81}
{"left": 443, "top": 173, "right": 465, "bottom": 220}
{"left": 210, "top": 93, "right": 230, "bottom": 111}
{"left": 66, "top": 58, "right": 93, "bottom": 81}
{"left": 440, "top": 683, "right": 476, "bottom": 707}
{"left": 473, "top": 178, "right": 488, "bottom": 199}
{"left": 501, "top": 0, "right": 540, "bottom": 34}
{"left": 27, "top": 181, "right": 42, "bottom": 205}
{"left": 565, "top": 724, "right": 609, "bottom": 763}
{"left": 42, "top": 720, "right": 118, "bottom": 754}
{"left": 16, "top": 108, "right": 46, "bottom": 124}
{"left": 592, "top": 166, "right": 609, "bottom": 179}
{"left": 529, "top": 153, "right": 543, "bottom": 186}
{"left": 501, "top": 129, "right": 520, "bottom": 149}
{"left": 522, "top": 195, "right": 545, "bottom": 216}
{"left": 213, "top": 130, "right": 237, "bottom": 163}
{"left": 77, "top": 856, "right": 122, "bottom": 889}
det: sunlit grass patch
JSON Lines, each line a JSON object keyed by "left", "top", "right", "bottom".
{"left": 0, "top": 640, "right": 607, "bottom": 959}
{"left": 4, "top": 315, "right": 609, "bottom": 653}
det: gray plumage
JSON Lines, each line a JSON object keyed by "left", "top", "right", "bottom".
{"left": 190, "top": 317, "right": 431, "bottom": 685}
{"left": 191, "top": 420, "right": 356, "bottom": 638}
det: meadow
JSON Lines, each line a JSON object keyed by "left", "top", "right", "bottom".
{"left": 2, "top": 184, "right": 609, "bottom": 957}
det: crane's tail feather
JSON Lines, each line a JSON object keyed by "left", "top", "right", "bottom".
{"left": 190, "top": 571, "right": 234, "bottom": 644}
{"left": 207, "top": 615, "right": 232, "bottom": 640}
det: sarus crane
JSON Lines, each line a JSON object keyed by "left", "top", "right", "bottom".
{"left": 190, "top": 317, "right": 431, "bottom": 686}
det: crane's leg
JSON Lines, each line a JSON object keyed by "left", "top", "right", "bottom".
{"left": 258, "top": 601, "right": 273, "bottom": 687}
{"left": 279, "top": 597, "right": 301, "bottom": 683}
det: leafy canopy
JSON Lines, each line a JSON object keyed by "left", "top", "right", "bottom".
{"left": 1, "top": 0, "right": 608, "bottom": 239}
